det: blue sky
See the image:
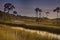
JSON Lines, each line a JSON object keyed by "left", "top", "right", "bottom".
{"left": 0, "top": 0, "right": 60, "bottom": 19}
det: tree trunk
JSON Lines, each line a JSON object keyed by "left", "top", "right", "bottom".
{"left": 39, "top": 12, "right": 42, "bottom": 22}
{"left": 36, "top": 12, "right": 38, "bottom": 17}
{"left": 8, "top": 10, "right": 9, "bottom": 13}
{"left": 47, "top": 14, "right": 48, "bottom": 18}
{"left": 36, "top": 11, "right": 39, "bottom": 22}
{"left": 57, "top": 12, "right": 58, "bottom": 24}
{"left": 39, "top": 12, "right": 41, "bottom": 18}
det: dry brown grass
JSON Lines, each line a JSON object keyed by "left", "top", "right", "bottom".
{"left": 0, "top": 24, "right": 59, "bottom": 40}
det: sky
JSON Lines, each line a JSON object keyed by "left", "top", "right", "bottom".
{"left": 0, "top": 0, "right": 60, "bottom": 19}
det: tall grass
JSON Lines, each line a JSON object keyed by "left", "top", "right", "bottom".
{"left": 0, "top": 22, "right": 60, "bottom": 34}
{"left": 0, "top": 24, "right": 59, "bottom": 40}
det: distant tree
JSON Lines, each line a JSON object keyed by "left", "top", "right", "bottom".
{"left": 46, "top": 12, "right": 49, "bottom": 18}
{"left": 53, "top": 7, "right": 60, "bottom": 19}
{"left": 53, "top": 7, "right": 60, "bottom": 24}
{"left": 35, "top": 8, "right": 42, "bottom": 22}
{"left": 35, "top": 8, "right": 40, "bottom": 22}
{"left": 39, "top": 9, "right": 42, "bottom": 18}
{"left": 35, "top": 8, "right": 39, "bottom": 17}
{"left": 0, "top": 10, "right": 3, "bottom": 18}
{"left": 13, "top": 11, "right": 17, "bottom": 16}
{"left": 4, "top": 3, "right": 15, "bottom": 13}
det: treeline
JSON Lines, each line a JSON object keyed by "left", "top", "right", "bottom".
{"left": 0, "top": 11, "right": 34, "bottom": 20}
{"left": 0, "top": 10, "right": 50, "bottom": 21}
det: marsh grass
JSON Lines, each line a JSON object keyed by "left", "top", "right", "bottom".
{"left": 0, "top": 24, "right": 59, "bottom": 40}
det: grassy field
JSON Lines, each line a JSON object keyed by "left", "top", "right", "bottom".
{"left": 0, "top": 24, "right": 18, "bottom": 40}
{"left": 0, "top": 20, "right": 60, "bottom": 34}
{"left": 0, "top": 11, "right": 60, "bottom": 40}
{"left": 0, "top": 24, "right": 59, "bottom": 40}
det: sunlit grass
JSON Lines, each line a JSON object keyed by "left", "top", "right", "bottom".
{"left": 0, "top": 24, "right": 18, "bottom": 40}
{"left": 0, "top": 24, "right": 59, "bottom": 40}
